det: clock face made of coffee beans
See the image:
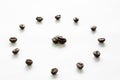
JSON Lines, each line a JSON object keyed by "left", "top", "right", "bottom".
{"left": 3, "top": 14, "right": 107, "bottom": 80}
{"left": 1, "top": 0, "right": 120, "bottom": 79}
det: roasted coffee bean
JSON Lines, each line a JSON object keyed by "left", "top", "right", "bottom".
{"left": 76, "top": 62, "right": 84, "bottom": 70}
{"left": 12, "top": 48, "right": 20, "bottom": 55}
{"left": 26, "top": 59, "right": 33, "bottom": 66}
{"left": 57, "top": 36, "right": 66, "bottom": 44}
{"left": 93, "top": 51, "right": 100, "bottom": 58}
{"left": 73, "top": 17, "right": 79, "bottom": 23}
{"left": 9, "top": 37, "right": 17, "bottom": 43}
{"left": 55, "top": 15, "right": 61, "bottom": 20}
{"left": 57, "top": 36, "right": 63, "bottom": 40}
{"left": 98, "top": 38, "right": 105, "bottom": 43}
{"left": 19, "top": 24, "right": 25, "bottom": 30}
{"left": 36, "top": 17, "right": 43, "bottom": 22}
{"left": 51, "top": 68, "right": 58, "bottom": 75}
{"left": 52, "top": 37, "right": 58, "bottom": 44}
{"left": 91, "top": 26, "right": 97, "bottom": 31}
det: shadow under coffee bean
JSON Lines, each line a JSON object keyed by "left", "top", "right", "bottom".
{"left": 52, "top": 43, "right": 66, "bottom": 48}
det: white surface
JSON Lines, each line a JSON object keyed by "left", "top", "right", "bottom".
{"left": 0, "top": 0, "right": 120, "bottom": 80}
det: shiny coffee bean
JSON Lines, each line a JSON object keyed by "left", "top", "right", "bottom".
{"left": 76, "top": 62, "right": 84, "bottom": 70}
{"left": 12, "top": 48, "right": 20, "bottom": 55}
{"left": 91, "top": 26, "right": 97, "bottom": 31}
{"left": 9, "top": 37, "right": 17, "bottom": 43}
{"left": 93, "top": 51, "right": 100, "bottom": 58}
{"left": 98, "top": 38, "right": 105, "bottom": 43}
{"left": 52, "top": 37, "right": 58, "bottom": 44}
{"left": 55, "top": 15, "right": 61, "bottom": 20}
{"left": 19, "top": 24, "right": 25, "bottom": 30}
{"left": 73, "top": 17, "right": 79, "bottom": 23}
{"left": 57, "top": 36, "right": 66, "bottom": 44}
{"left": 51, "top": 68, "right": 58, "bottom": 75}
{"left": 26, "top": 59, "right": 33, "bottom": 66}
{"left": 36, "top": 17, "right": 43, "bottom": 22}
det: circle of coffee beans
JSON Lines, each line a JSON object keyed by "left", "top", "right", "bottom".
{"left": 9, "top": 15, "right": 106, "bottom": 78}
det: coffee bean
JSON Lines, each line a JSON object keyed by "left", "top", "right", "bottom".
{"left": 76, "top": 62, "right": 84, "bottom": 70}
{"left": 9, "top": 37, "right": 17, "bottom": 43}
{"left": 12, "top": 48, "right": 20, "bottom": 55}
{"left": 26, "top": 59, "right": 33, "bottom": 66}
{"left": 57, "top": 36, "right": 63, "bottom": 40}
{"left": 36, "top": 17, "right": 43, "bottom": 22}
{"left": 91, "top": 26, "right": 97, "bottom": 31}
{"left": 19, "top": 24, "right": 25, "bottom": 30}
{"left": 93, "top": 51, "right": 100, "bottom": 58}
{"left": 73, "top": 17, "right": 79, "bottom": 23}
{"left": 55, "top": 15, "right": 61, "bottom": 20}
{"left": 57, "top": 36, "right": 66, "bottom": 44}
{"left": 52, "top": 37, "right": 58, "bottom": 44}
{"left": 98, "top": 38, "right": 105, "bottom": 43}
{"left": 52, "top": 36, "right": 67, "bottom": 44}
{"left": 51, "top": 68, "right": 58, "bottom": 75}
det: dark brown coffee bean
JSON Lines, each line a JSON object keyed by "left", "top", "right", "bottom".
{"left": 98, "top": 38, "right": 105, "bottom": 43}
{"left": 91, "top": 26, "right": 97, "bottom": 31}
{"left": 93, "top": 51, "right": 100, "bottom": 58}
{"left": 57, "top": 36, "right": 66, "bottom": 44}
{"left": 57, "top": 36, "right": 63, "bottom": 39}
{"left": 52, "top": 37, "right": 58, "bottom": 44}
{"left": 36, "top": 17, "right": 43, "bottom": 22}
{"left": 9, "top": 37, "right": 17, "bottom": 43}
{"left": 55, "top": 15, "right": 61, "bottom": 20}
{"left": 73, "top": 17, "right": 79, "bottom": 23}
{"left": 51, "top": 68, "right": 58, "bottom": 75}
{"left": 19, "top": 24, "right": 25, "bottom": 30}
{"left": 76, "top": 62, "right": 84, "bottom": 70}
{"left": 26, "top": 59, "right": 33, "bottom": 66}
{"left": 12, "top": 48, "right": 20, "bottom": 55}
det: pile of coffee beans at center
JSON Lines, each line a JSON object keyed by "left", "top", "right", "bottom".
{"left": 52, "top": 35, "right": 67, "bottom": 44}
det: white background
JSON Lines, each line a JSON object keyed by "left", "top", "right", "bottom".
{"left": 0, "top": 0, "right": 120, "bottom": 80}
